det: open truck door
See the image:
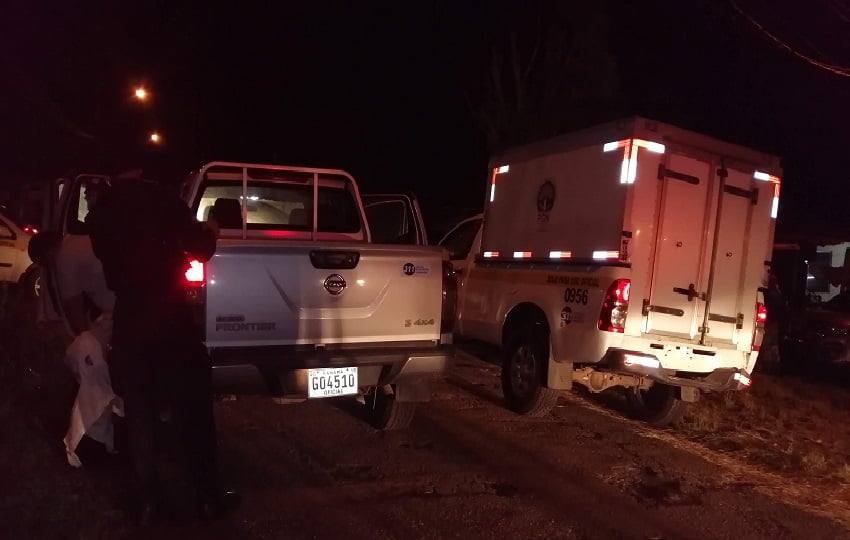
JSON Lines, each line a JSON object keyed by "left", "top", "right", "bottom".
{"left": 362, "top": 193, "right": 429, "bottom": 246}
{"left": 34, "top": 174, "right": 110, "bottom": 327}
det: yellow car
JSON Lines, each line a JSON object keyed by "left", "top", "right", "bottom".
{"left": 0, "top": 211, "right": 39, "bottom": 298}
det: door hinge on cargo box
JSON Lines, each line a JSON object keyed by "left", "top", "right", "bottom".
{"left": 707, "top": 312, "right": 744, "bottom": 329}
{"left": 723, "top": 184, "right": 759, "bottom": 204}
{"left": 658, "top": 164, "right": 700, "bottom": 185}
{"left": 642, "top": 299, "right": 685, "bottom": 317}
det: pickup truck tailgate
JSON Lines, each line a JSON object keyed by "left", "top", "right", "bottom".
{"left": 205, "top": 241, "right": 444, "bottom": 347}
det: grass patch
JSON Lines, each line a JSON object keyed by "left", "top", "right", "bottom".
{"left": 681, "top": 370, "right": 850, "bottom": 489}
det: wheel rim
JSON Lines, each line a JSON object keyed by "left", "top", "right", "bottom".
{"left": 509, "top": 344, "right": 536, "bottom": 397}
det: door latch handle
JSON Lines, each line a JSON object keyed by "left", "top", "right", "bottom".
{"left": 672, "top": 283, "right": 704, "bottom": 302}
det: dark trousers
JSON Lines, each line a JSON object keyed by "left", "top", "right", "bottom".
{"left": 111, "top": 294, "right": 219, "bottom": 502}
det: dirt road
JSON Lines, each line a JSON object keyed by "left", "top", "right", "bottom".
{"left": 94, "top": 345, "right": 839, "bottom": 540}
{"left": 5, "top": 342, "right": 848, "bottom": 540}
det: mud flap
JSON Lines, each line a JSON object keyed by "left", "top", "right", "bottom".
{"left": 679, "top": 386, "right": 700, "bottom": 403}
{"left": 547, "top": 360, "right": 573, "bottom": 390}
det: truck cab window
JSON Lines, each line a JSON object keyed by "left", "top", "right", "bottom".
{"left": 440, "top": 218, "right": 481, "bottom": 260}
{"left": 196, "top": 179, "right": 361, "bottom": 233}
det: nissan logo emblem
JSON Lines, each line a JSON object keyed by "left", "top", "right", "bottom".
{"left": 323, "top": 274, "right": 346, "bottom": 295}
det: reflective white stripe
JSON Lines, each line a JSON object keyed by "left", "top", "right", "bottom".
{"left": 771, "top": 196, "right": 779, "bottom": 219}
{"left": 513, "top": 251, "right": 531, "bottom": 258}
{"left": 496, "top": 165, "right": 510, "bottom": 174}
{"left": 611, "top": 139, "right": 665, "bottom": 184}
{"left": 640, "top": 141, "right": 665, "bottom": 153}
{"left": 754, "top": 170, "right": 781, "bottom": 183}
{"left": 549, "top": 251, "right": 572, "bottom": 259}
{"left": 625, "top": 153, "right": 638, "bottom": 184}
{"left": 483, "top": 251, "right": 498, "bottom": 258}
{"left": 593, "top": 250, "right": 620, "bottom": 259}
{"left": 489, "top": 183, "right": 496, "bottom": 202}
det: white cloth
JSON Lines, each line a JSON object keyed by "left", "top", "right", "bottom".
{"left": 62, "top": 315, "right": 124, "bottom": 468}
{"left": 55, "top": 234, "right": 116, "bottom": 312}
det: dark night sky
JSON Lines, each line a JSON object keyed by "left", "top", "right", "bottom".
{"left": 2, "top": 0, "right": 850, "bottom": 236}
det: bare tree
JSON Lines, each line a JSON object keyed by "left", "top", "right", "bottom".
{"left": 463, "top": 1, "right": 619, "bottom": 152}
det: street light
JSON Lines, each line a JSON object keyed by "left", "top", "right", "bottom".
{"left": 134, "top": 86, "right": 148, "bottom": 101}
{"left": 149, "top": 132, "right": 161, "bottom": 144}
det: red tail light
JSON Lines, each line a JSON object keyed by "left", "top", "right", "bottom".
{"left": 598, "top": 279, "right": 630, "bottom": 333}
{"left": 752, "top": 302, "right": 766, "bottom": 351}
{"left": 22, "top": 225, "right": 39, "bottom": 235}
{"left": 756, "top": 303, "right": 767, "bottom": 324}
{"left": 183, "top": 258, "right": 206, "bottom": 310}
{"left": 184, "top": 259, "right": 205, "bottom": 284}
{"left": 441, "top": 260, "right": 458, "bottom": 334}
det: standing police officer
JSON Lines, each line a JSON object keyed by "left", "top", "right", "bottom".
{"left": 87, "top": 176, "right": 238, "bottom": 524}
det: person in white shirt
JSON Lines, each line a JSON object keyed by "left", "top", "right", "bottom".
{"left": 27, "top": 179, "right": 122, "bottom": 467}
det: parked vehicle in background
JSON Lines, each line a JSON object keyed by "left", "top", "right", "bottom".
{"left": 0, "top": 210, "right": 40, "bottom": 299}
{"left": 440, "top": 117, "right": 781, "bottom": 426}
{"left": 782, "top": 290, "right": 850, "bottom": 368}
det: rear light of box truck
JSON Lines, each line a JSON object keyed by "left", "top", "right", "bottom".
{"left": 751, "top": 302, "right": 766, "bottom": 352}
{"left": 598, "top": 279, "right": 630, "bottom": 333}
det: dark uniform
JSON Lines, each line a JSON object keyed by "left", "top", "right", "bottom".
{"left": 87, "top": 178, "right": 235, "bottom": 522}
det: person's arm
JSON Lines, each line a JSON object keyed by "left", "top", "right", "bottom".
{"left": 171, "top": 196, "right": 217, "bottom": 262}
{"left": 61, "top": 294, "right": 90, "bottom": 335}
{"left": 56, "top": 251, "right": 91, "bottom": 335}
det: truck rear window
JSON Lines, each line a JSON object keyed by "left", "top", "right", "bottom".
{"left": 195, "top": 181, "right": 361, "bottom": 233}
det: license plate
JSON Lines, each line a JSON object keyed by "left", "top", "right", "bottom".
{"left": 307, "top": 367, "right": 358, "bottom": 398}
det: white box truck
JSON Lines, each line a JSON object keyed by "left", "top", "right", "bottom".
{"left": 439, "top": 117, "right": 780, "bottom": 425}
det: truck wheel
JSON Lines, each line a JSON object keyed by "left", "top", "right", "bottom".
{"left": 625, "top": 383, "right": 688, "bottom": 427}
{"left": 501, "top": 324, "right": 559, "bottom": 416}
{"left": 19, "top": 265, "right": 41, "bottom": 300}
{"left": 364, "top": 387, "right": 417, "bottom": 430}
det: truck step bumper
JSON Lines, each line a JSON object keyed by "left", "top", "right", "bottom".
{"left": 598, "top": 348, "right": 752, "bottom": 392}
{"left": 210, "top": 344, "right": 452, "bottom": 398}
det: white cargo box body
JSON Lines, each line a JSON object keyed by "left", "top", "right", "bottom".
{"left": 482, "top": 117, "right": 780, "bottom": 370}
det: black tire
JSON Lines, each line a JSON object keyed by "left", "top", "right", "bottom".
{"left": 501, "top": 323, "right": 559, "bottom": 416}
{"left": 18, "top": 264, "right": 41, "bottom": 300}
{"left": 364, "top": 387, "right": 417, "bottom": 430}
{"left": 625, "top": 383, "right": 688, "bottom": 427}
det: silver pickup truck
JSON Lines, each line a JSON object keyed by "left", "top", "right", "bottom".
{"left": 38, "top": 164, "right": 455, "bottom": 429}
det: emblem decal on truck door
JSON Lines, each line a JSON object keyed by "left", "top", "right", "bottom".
{"left": 537, "top": 180, "right": 556, "bottom": 224}
{"left": 402, "top": 262, "right": 430, "bottom": 276}
{"left": 323, "top": 274, "right": 347, "bottom": 295}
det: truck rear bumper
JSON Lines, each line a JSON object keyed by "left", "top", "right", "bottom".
{"left": 599, "top": 348, "right": 752, "bottom": 392}
{"left": 209, "top": 342, "right": 452, "bottom": 400}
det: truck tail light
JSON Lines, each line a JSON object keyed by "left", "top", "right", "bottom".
{"left": 441, "top": 260, "right": 458, "bottom": 334}
{"left": 183, "top": 258, "right": 207, "bottom": 334}
{"left": 185, "top": 259, "right": 205, "bottom": 284}
{"left": 183, "top": 259, "right": 206, "bottom": 302}
{"left": 751, "top": 302, "right": 766, "bottom": 352}
{"left": 598, "top": 279, "right": 630, "bottom": 333}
